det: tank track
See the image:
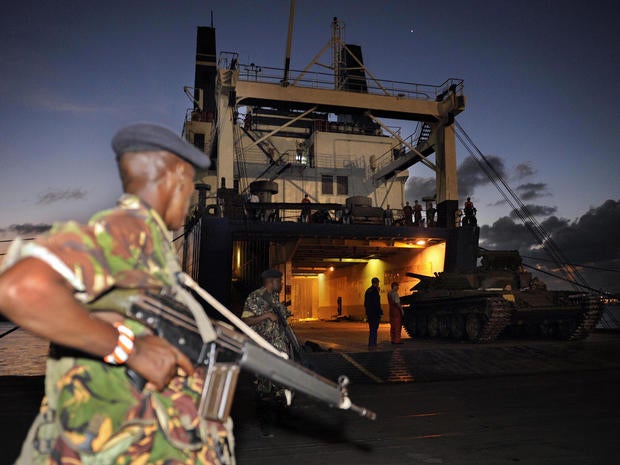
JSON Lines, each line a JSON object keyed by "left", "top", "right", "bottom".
{"left": 477, "top": 296, "right": 513, "bottom": 343}
{"left": 569, "top": 295, "right": 603, "bottom": 341}
{"left": 402, "top": 295, "right": 514, "bottom": 343}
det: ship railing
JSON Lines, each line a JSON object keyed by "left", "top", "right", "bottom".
{"left": 236, "top": 202, "right": 439, "bottom": 228}
{"left": 234, "top": 61, "right": 463, "bottom": 102}
{"left": 237, "top": 201, "right": 343, "bottom": 224}
{"left": 311, "top": 119, "right": 401, "bottom": 138}
{"left": 218, "top": 51, "right": 240, "bottom": 70}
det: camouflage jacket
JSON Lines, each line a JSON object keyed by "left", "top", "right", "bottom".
{"left": 241, "top": 287, "right": 292, "bottom": 354}
{"left": 241, "top": 288, "right": 293, "bottom": 398}
{"left": 6, "top": 194, "right": 234, "bottom": 465}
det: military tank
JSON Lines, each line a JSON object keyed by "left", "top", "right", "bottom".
{"left": 401, "top": 249, "right": 602, "bottom": 342}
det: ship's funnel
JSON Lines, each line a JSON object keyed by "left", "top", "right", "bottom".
{"left": 194, "top": 26, "right": 217, "bottom": 116}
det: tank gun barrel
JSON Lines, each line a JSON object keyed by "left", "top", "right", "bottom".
{"left": 405, "top": 272, "right": 436, "bottom": 280}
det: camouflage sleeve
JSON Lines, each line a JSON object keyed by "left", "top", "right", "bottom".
{"left": 6, "top": 208, "right": 164, "bottom": 303}
{"left": 241, "top": 292, "right": 262, "bottom": 319}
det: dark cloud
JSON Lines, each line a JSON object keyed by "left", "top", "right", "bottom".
{"left": 479, "top": 215, "right": 569, "bottom": 251}
{"left": 404, "top": 176, "right": 436, "bottom": 202}
{"left": 480, "top": 199, "right": 620, "bottom": 292}
{"left": 550, "top": 199, "right": 620, "bottom": 265}
{"left": 5, "top": 223, "right": 51, "bottom": 235}
{"left": 38, "top": 188, "right": 87, "bottom": 204}
{"left": 514, "top": 162, "right": 536, "bottom": 180}
{"left": 405, "top": 154, "right": 507, "bottom": 202}
{"left": 405, "top": 156, "right": 550, "bottom": 207}
{"left": 487, "top": 199, "right": 507, "bottom": 207}
{"left": 516, "top": 182, "right": 550, "bottom": 201}
{"left": 509, "top": 204, "right": 557, "bottom": 219}
{"left": 458, "top": 155, "right": 507, "bottom": 197}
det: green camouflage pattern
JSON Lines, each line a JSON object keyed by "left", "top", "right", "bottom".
{"left": 241, "top": 288, "right": 292, "bottom": 398}
{"left": 12, "top": 194, "right": 234, "bottom": 465}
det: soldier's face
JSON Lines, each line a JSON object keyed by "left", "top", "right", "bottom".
{"left": 266, "top": 277, "right": 282, "bottom": 293}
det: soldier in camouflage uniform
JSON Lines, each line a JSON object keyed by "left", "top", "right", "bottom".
{"left": 241, "top": 269, "right": 293, "bottom": 435}
{"left": 0, "top": 123, "right": 234, "bottom": 465}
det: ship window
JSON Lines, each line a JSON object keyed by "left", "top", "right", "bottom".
{"left": 321, "top": 175, "right": 333, "bottom": 195}
{"left": 336, "top": 176, "right": 348, "bottom": 195}
{"left": 193, "top": 133, "right": 205, "bottom": 152}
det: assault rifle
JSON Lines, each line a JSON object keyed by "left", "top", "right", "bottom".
{"left": 261, "top": 291, "right": 305, "bottom": 363}
{"left": 116, "top": 289, "right": 376, "bottom": 422}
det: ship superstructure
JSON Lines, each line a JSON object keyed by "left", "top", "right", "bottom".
{"left": 181, "top": 18, "right": 471, "bottom": 318}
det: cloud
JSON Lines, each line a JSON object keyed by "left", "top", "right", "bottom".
{"left": 38, "top": 188, "right": 87, "bottom": 204}
{"left": 480, "top": 199, "right": 620, "bottom": 292}
{"left": 26, "top": 90, "right": 123, "bottom": 115}
{"left": 479, "top": 215, "right": 569, "bottom": 251}
{"left": 458, "top": 155, "right": 507, "bottom": 197}
{"left": 514, "top": 162, "right": 536, "bottom": 180}
{"left": 509, "top": 204, "right": 557, "bottom": 219}
{"left": 405, "top": 176, "right": 436, "bottom": 202}
{"left": 405, "top": 155, "right": 506, "bottom": 201}
{"left": 516, "top": 182, "right": 551, "bottom": 200}
{"left": 550, "top": 199, "right": 620, "bottom": 265}
{"left": 487, "top": 199, "right": 507, "bottom": 207}
{"left": 3, "top": 223, "right": 52, "bottom": 235}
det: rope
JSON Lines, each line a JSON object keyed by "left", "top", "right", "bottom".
{"left": 454, "top": 121, "right": 591, "bottom": 292}
{"left": 521, "top": 255, "right": 620, "bottom": 274}
{"left": 521, "top": 263, "right": 601, "bottom": 293}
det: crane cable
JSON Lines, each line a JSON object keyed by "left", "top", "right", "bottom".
{"left": 453, "top": 120, "right": 590, "bottom": 292}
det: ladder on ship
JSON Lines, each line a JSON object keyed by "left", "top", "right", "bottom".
{"left": 240, "top": 126, "right": 281, "bottom": 163}
{"left": 372, "top": 122, "right": 435, "bottom": 185}
{"left": 416, "top": 122, "right": 432, "bottom": 149}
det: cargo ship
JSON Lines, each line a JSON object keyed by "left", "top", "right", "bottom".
{"left": 177, "top": 15, "right": 602, "bottom": 340}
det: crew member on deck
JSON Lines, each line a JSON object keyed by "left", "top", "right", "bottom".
{"left": 403, "top": 201, "right": 413, "bottom": 226}
{"left": 413, "top": 200, "right": 423, "bottom": 226}
{"left": 301, "top": 194, "right": 311, "bottom": 223}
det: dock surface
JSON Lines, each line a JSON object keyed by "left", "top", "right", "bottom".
{"left": 2, "top": 321, "right": 619, "bottom": 464}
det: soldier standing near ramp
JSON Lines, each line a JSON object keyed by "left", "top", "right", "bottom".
{"left": 242, "top": 269, "right": 295, "bottom": 436}
{"left": 388, "top": 282, "right": 404, "bottom": 344}
{"left": 0, "top": 123, "right": 234, "bottom": 465}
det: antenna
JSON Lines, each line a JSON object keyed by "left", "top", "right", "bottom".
{"left": 282, "top": 0, "right": 296, "bottom": 86}
{"left": 210, "top": 10, "right": 214, "bottom": 28}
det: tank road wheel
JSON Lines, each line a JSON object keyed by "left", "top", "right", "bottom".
{"left": 465, "top": 313, "right": 482, "bottom": 341}
{"left": 557, "top": 319, "right": 577, "bottom": 340}
{"left": 539, "top": 321, "right": 554, "bottom": 338}
{"left": 403, "top": 312, "right": 416, "bottom": 338}
{"left": 450, "top": 314, "right": 465, "bottom": 340}
{"left": 439, "top": 316, "right": 451, "bottom": 338}
{"left": 416, "top": 314, "right": 428, "bottom": 337}
{"left": 427, "top": 314, "right": 439, "bottom": 337}
{"left": 524, "top": 324, "right": 539, "bottom": 338}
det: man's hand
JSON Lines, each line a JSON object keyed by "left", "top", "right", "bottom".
{"left": 0, "top": 258, "right": 193, "bottom": 391}
{"left": 127, "top": 335, "right": 194, "bottom": 391}
{"left": 242, "top": 311, "right": 279, "bottom": 326}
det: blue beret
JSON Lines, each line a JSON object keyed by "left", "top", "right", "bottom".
{"left": 261, "top": 269, "right": 283, "bottom": 280}
{"left": 112, "top": 122, "right": 210, "bottom": 169}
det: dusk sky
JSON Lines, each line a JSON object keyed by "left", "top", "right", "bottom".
{"left": 1, "top": 0, "right": 619, "bottom": 287}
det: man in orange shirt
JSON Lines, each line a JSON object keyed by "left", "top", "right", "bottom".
{"left": 388, "top": 282, "right": 404, "bottom": 344}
